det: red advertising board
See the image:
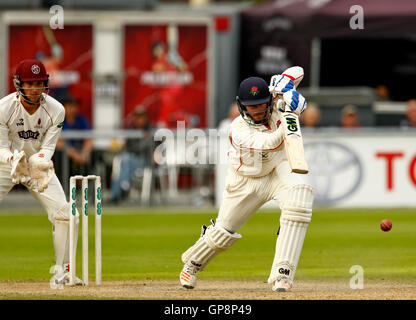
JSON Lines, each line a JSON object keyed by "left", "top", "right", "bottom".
{"left": 8, "top": 25, "right": 93, "bottom": 123}
{"left": 124, "top": 24, "right": 208, "bottom": 128}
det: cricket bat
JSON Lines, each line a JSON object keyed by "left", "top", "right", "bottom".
{"left": 275, "top": 66, "right": 308, "bottom": 174}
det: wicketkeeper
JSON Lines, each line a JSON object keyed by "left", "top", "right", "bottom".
{"left": 180, "top": 74, "right": 314, "bottom": 291}
{"left": 0, "top": 59, "right": 82, "bottom": 285}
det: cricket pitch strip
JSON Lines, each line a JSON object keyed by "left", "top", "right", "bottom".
{"left": 0, "top": 279, "right": 415, "bottom": 300}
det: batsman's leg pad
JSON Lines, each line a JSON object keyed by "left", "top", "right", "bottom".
{"left": 281, "top": 184, "right": 314, "bottom": 223}
{"left": 181, "top": 223, "right": 242, "bottom": 271}
{"left": 268, "top": 184, "right": 314, "bottom": 284}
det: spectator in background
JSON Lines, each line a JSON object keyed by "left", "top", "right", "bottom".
{"left": 110, "top": 106, "right": 155, "bottom": 203}
{"left": 375, "top": 85, "right": 390, "bottom": 101}
{"left": 56, "top": 96, "right": 93, "bottom": 177}
{"left": 218, "top": 102, "right": 240, "bottom": 131}
{"left": 340, "top": 104, "right": 362, "bottom": 128}
{"left": 400, "top": 99, "right": 416, "bottom": 128}
{"left": 300, "top": 102, "right": 321, "bottom": 128}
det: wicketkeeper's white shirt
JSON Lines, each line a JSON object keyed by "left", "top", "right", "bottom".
{"left": 0, "top": 92, "right": 65, "bottom": 163}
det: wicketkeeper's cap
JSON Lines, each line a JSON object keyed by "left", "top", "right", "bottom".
{"left": 237, "top": 77, "right": 271, "bottom": 106}
{"left": 15, "top": 59, "right": 49, "bottom": 82}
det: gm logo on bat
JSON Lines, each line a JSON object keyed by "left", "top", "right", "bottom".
{"left": 285, "top": 116, "right": 299, "bottom": 133}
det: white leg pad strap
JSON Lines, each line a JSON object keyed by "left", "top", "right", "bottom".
{"left": 268, "top": 184, "right": 314, "bottom": 283}
{"left": 182, "top": 225, "right": 242, "bottom": 271}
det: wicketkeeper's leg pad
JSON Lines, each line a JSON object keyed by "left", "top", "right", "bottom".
{"left": 182, "top": 222, "right": 242, "bottom": 271}
{"left": 53, "top": 203, "right": 79, "bottom": 267}
{"left": 52, "top": 202, "right": 71, "bottom": 222}
{"left": 268, "top": 184, "right": 314, "bottom": 284}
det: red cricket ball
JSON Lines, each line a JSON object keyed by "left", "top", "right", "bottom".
{"left": 380, "top": 219, "right": 392, "bottom": 232}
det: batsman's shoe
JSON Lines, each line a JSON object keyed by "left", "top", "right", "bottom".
{"left": 180, "top": 263, "right": 199, "bottom": 289}
{"left": 272, "top": 277, "right": 293, "bottom": 292}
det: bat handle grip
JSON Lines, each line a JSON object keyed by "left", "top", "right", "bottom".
{"left": 285, "top": 105, "right": 293, "bottom": 113}
{"left": 278, "top": 98, "right": 293, "bottom": 113}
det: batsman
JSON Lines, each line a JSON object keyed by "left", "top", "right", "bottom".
{"left": 180, "top": 67, "right": 314, "bottom": 292}
{"left": 0, "top": 59, "right": 82, "bottom": 285}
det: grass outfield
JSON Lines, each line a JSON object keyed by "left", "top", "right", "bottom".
{"left": 0, "top": 207, "right": 415, "bottom": 285}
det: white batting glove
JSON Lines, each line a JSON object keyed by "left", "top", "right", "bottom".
{"left": 27, "top": 153, "right": 54, "bottom": 193}
{"left": 279, "top": 90, "right": 307, "bottom": 116}
{"left": 269, "top": 74, "right": 295, "bottom": 97}
{"left": 10, "top": 150, "right": 31, "bottom": 184}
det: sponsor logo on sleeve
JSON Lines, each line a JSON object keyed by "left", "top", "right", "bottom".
{"left": 57, "top": 122, "right": 63, "bottom": 128}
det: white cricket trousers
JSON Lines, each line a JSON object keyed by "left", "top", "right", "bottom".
{"left": 0, "top": 163, "right": 68, "bottom": 222}
{"left": 217, "top": 160, "right": 305, "bottom": 233}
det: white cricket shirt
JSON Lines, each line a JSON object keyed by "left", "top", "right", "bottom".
{"left": 0, "top": 92, "right": 65, "bottom": 163}
{"left": 228, "top": 104, "right": 285, "bottom": 177}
